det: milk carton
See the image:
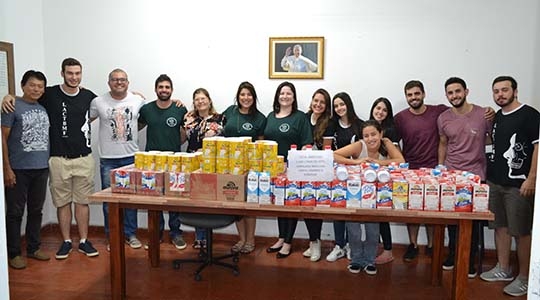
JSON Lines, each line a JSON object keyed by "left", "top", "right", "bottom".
{"left": 455, "top": 183, "right": 473, "bottom": 212}
{"left": 300, "top": 181, "right": 317, "bottom": 206}
{"left": 423, "top": 181, "right": 440, "bottom": 211}
{"left": 392, "top": 180, "right": 409, "bottom": 210}
{"left": 315, "top": 181, "right": 331, "bottom": 207}
{"left": 272, "top": 175, "right": 286, "bottom": 206}
{"left": 473, "top": 184, "right": 489, "bottom": 212}
{"left": 330, "top": 179, "right": 347, "bottom": 208}
{"left": 376, "top": 181, "right": 393, "bottom": 209}
{"left": 246, "top": 171, "right": 259, "bottom": 203}
{"left": 258, "top": 171, "right": 272, "bottom": 204}
{"left": 408, "top": 181, "right": 424, "bottom": 210}
{"left": 361, "top": 182, "right": 377, "bottom": 209}
{"left": 346, "top": 176, "right": 362, "bottom": 208}
{"left": 285, "top": 179, "right": 301, "bottom": 206}
{"left": 440, "top": 182, "right": 456, "bottom": 211}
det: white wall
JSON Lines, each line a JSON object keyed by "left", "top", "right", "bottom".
{"left": 1, "top": 0, "right": 539, "bottom": 258}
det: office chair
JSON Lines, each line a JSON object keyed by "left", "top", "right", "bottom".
{"left": 173, "top": 213, "right": 239, "bottom": 281}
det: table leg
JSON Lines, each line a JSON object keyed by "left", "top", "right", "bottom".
{"left": 109, "top": 203, "right": 125, "bottom": 300}
{"left": 452, "top": 219, "right": 472, "bottom": 300}
{"left": 431, "top": 224, "right": 444, "bottom": 286}
{"left": 148, "top": 210, "right": 161, "bottom": 267}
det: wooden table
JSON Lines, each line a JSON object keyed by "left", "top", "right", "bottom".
{"left": 89, "top": 189, "right": 493, "bottom": 300}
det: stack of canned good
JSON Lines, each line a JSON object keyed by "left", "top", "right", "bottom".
{"left": 134, "top": 150, "right": 202, "bottom": 173}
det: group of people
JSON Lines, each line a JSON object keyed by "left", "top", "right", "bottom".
{"left": 1, "top": 57, "right": 538, "bottom": 297}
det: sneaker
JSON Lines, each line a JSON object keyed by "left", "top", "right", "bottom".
{"left": 504, "top": 276, "right": 528, "bottom": 297}
{"left": 468, "top": 265, "right": 477, "bottom": 279}
{"left": 9, "top": 256, "right": 26, "bottom": 269}
{"left": 364, "top": 264, "right": 377, "bottom": 275}
{"left": 344, "top": 243, "right": 352, "bottom": 260}
{"left": 171, "top": 236, "right": 187, "bottom": 250}
{"left": 192, "top": 240, "right": 206, "bottom": 249}
{"left": 302, "top": 247, "right": 311, "bottom": 258}
{"left": 55, "top": 241, "right": 72, "bottom": 260}
{"left": 442, "top": 255, "right": 455, "bottom": 270}
{"left": 78, "top": 240, "right": 99, "bottom": 257}
{"left": 27, "top": 249, "right": 50, "bottom": 261}
{"left": 403, "top": 244, "right": 418, "bottom": 262}
{"left": 480, "top": 263, "right": 514, "bottom": 282}
{"left": 125, "top": 236, "right": 142, "bottom": 249}
{"left": 375, "top": 251, "right": 394, "bottom": 265}
{"left": 310, "top": 240, "right": 321, "bottom": 262}
{"left": 326, "top": 245, "right": 345, "bottom": 262}
{"left": 347, "top": 264, "right": 361, "bottom": 274}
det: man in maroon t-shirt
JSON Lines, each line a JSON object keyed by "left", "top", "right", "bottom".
{"left": 394, "top": 80, "right": 446, "bottom": 262}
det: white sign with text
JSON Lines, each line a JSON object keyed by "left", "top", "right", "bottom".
{"left": 287, "top": 150, "right": 334, "bottom": 182}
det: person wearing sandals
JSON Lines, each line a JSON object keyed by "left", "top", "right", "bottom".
{"left": 302, "top": 88, "right": 335, "bottom": 262}
{"left": 326, "top": 92, "right": 364, "bottom": 262}
{"left": 184, "top": 88, "right": 224, "bottom": 249}
{"left": 334, "top": 120, "right": 404, "bottom": 275}
{"left": 222, "top": 82, "right": 267, "bottom": 254}
{"left": 368, "top": 97, "right": 400, "bottom": 265}
{"left": 264, "top": 81, "right": 313, "bottom": 258}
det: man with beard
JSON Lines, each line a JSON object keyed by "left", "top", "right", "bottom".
{"left": 138, "top": 74, "right": 188, "bottom": 250}
{"left": 90, "top": 68, "right": 145, "bottom": 251}
{"left": 437, "top": 77, "right": 492, "bottom": 278}
{"left": 480, "top": 76, "right": 539, "bottom": 297}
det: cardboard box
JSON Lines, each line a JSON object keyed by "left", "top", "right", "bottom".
{"left": 110, "top": 165, "right": 137, "bottom": 194}
{"left": 136, "top": 170, "right": 164, "bottom": 196}
{"left": 189, "top": 172, "right": 247, "bottom": 202}
{"left": 473, "top": 184, "right": 490, "bottom": 212}
{"left": 164, "top": 172, "right": 191, "bottom": 197}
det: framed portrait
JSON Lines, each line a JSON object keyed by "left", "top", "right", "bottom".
{"left": 269, "top": 36, "right": 324, "bottom": 79}
{"left": 0, "top": 41, "right": 15, "bottom": 97}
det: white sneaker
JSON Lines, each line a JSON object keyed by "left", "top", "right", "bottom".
{"left": 310, "top": 240, "right": 321, "bottom": 262}
{"left": 303, "top": 247, "right": 311, "bottom": 257}
{"left": 326, "top": 245, "right": 345, "bottom": 262}
{"left": 344, "top": 243, "right": 351, "bottom": 260}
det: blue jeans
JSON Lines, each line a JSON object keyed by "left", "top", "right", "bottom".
{"left": 100, "top": 157, "right": 138, "bottom": 238}
{"left": 160, "top": 211, "right": 183, "bottom": 239}
{"left": 195, "top": 227, "right": 206, "bottom": 240}
{"left": 346, "top": 222, "right": 379, "bottom": 267}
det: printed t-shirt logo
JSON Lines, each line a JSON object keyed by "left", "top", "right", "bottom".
{"left": 166, "top": 117, "right": 178, "bottom": 127}
{"left": 279, "top": 123, "right": 290, "bottom": 133}
{"left": 242, "top": 122, "right": 253, "bottom": 131}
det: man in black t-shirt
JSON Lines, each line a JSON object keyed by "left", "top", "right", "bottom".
{"left": 480, "top": 76, "right": 539, "bottom": 297}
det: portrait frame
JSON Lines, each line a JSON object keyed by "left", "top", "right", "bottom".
{"left": 0, "top": 41, "right": 15, "bottom": 96}
{"left": 269, "top": 36, "right": 324, "bottom": 79}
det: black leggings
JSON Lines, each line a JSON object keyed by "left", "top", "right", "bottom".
{"left": 379, "top": 222, "right": 392, "bottom": 250}
{"left": 304, "top": 219, "right": 322, "bottom": 241}
{"left": 277, "top": 217, "right": 298, "bottom": 244}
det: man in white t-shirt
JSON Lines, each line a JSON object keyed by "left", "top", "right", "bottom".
{"left": 89, "top": 69, "right": 145, "bottom": 250}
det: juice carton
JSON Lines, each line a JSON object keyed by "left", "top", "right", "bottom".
{"left": 300, "top": 181, "right": 317, "bottom": 206}
{"left": 361, "top": 182, "right": 377, "bottom": 209}
{"left": 258, "top": 171, "right": 272, "bottom": 204}
{"left": 455, "top": 183, "right": 473, "bottom": 212}
{"left": 330, "top": 179, "right": 347, "bottom": 208}
{"left": 440, "top": 182, "right": 456, "bottom": 211}
{"left": 392, "top": 180, "right": 409, "bottom": 210}
{"left": 423, "top": 181, "right": 440, "bottom": 211}
{"left": 246, "top": 171, "right": 259, "bottom": 203}
{"left": 285, "top": 179, "right": 301, "bottom": 206}
{"left": 408, "top": 181, "right": 424, "bottom": 210}
{"left": 346, "top": 176, "right": 362, "bottom": 208}
{"left": 473, "top": 184, "right": 490, "bottom": 212}
{"left": 315, "top": 181, "right": 331, "bottom": 207}
{"left": 272, "top": 175, "right": 287, "bottom": 206}
{"left": 376, "top": 181, "right": 393, "bottom": 209}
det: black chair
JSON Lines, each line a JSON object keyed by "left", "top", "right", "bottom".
{"left": 173, "top": 213, "right": 239, "bottom": 281}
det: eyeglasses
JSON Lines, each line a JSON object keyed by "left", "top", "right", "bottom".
{"left": 110, "top": 78, "right": 128, "bottom": 83}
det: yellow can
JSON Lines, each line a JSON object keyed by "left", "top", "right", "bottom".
{"left": 154, "top": 152, "right": 168, "bottom": 171}
{"left": 167, "top": 153, "right": 182, "bottom": 172}
{"left": 248, "top": 159, "right": 262, "bottom": 173}
{"left": 261, "top": 141, "right": 278, "bottom": 161}
{"left": 215, "top": 137, "right": 229, "bottom": 159}
{"left": 134, "top": 151, "right": 145, "bottom": 169}
{"left": 216, "top": 157, "right": 229, "bottom": 174}
{"left": 228, "top": 137, "right": 245, "bottom": 160}
{"left": 143, "top": 152, "right": 156, "bottom": 171}
{"left": 202, "top": 156, "right": 216, "bottom": 173}
{"left": 202, "top": 137, "right": 217, "bottom": 158}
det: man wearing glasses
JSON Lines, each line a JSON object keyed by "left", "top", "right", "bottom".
{"left": 89, "top": 68, "right": 145, "bottom": 251}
